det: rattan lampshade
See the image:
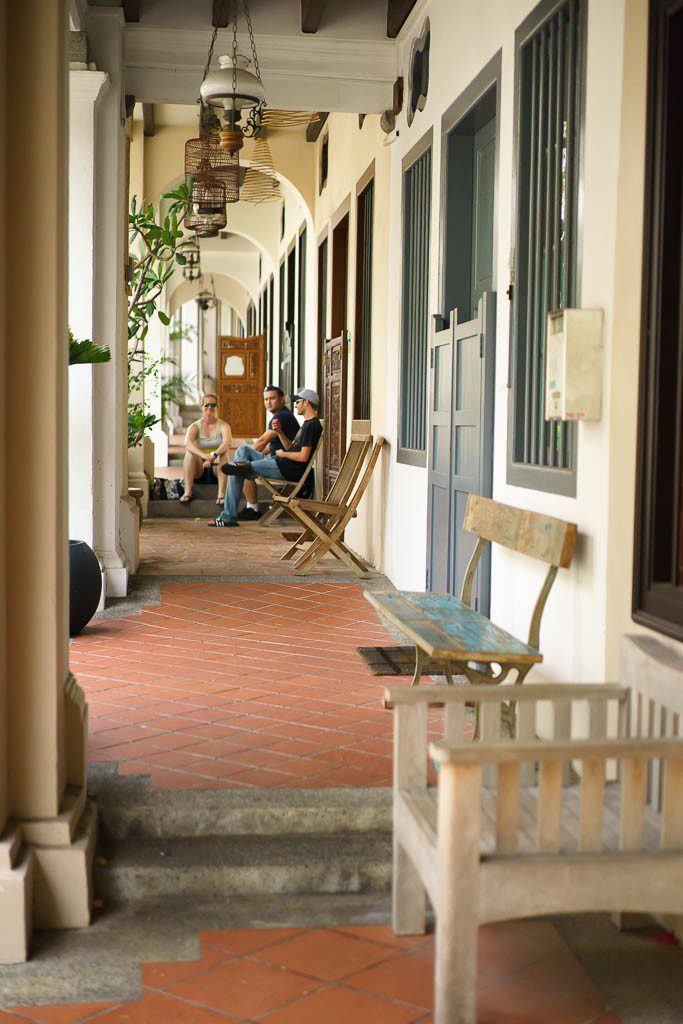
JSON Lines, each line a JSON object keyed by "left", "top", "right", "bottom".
{"left": 240, "top": 137, "right": 281, "bottom": 204}
{"left": 261, "top": 109, "right": 317, "bottom": 129}
{"left": 185, "top": 135, "right": 239, "bottom": 203}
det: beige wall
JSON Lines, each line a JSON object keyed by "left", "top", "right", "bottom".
{"left": 312, "top": 113, "right": 392, "bottom": 566}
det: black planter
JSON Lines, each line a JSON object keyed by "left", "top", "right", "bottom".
{"left": 69, "top": 540, "right": 102, "bottom": 637}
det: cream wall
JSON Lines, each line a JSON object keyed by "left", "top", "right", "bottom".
{"left": 306, "top": 0, "right": 676, "bottom": 686}
{"left": 312, "top": 113, "right": 392, "bottom": 566}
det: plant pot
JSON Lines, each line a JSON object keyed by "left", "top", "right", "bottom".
{"left": 69, "top": 540, "right": 102, "bottom": 637}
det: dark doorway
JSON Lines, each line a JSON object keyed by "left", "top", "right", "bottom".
{"left": 354, "top": 179, "right": 374, "bottom": 420}
{"left": 331, "top": 214, "right": 349, "bottom": 337}
{"left": 427, "top": 67, "right": 499, "bottom": 608}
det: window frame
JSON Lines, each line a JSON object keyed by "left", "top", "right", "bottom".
{"left": 397, "top": 127, "right": 433, "bottom": 468}
{"left": 506, "top": 0, "right": 588, "bottom": 497}
{"left": 633, "top": 0, "right": 683, "bottom": 643}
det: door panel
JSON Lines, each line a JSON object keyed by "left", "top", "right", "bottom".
{"left": 426, "top": 296, "right": 496, "bottom": 609}
{"left": 470, "top": 118, "right": 496, "bottom": 316}
{"left": 323, "top": 332, "right": 348, "bottom": 494}
{"left": 218, "top": 334, "right": 266, "bottom": 438}
{"left": 427, "top": 319, "right": 454, "bottom": 594}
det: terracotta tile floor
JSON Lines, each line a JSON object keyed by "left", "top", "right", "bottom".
{"left": 2, "top": 922, "right": 621, "bottom": 1023}
{"left": 79, "top": 578, "right": 429, "bottom": 789}
{"left": 137, "top": 518, "right": 359, "bottom": 577}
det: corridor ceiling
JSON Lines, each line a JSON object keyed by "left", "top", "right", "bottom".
{"left": 77, "top": 0, "right": 419, "bottom": 111}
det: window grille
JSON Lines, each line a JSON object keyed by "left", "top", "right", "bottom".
{"left": 297, "top": 229, "right": 307, "bottom": 387}
{"left": 509, "top": 0, "right": 584, "bottom": 492}
{"left": 399, "top": 146, "right": 431, "bottom": 461}
{"left": 354, "top": 180, "right": 374, "bottom": 420}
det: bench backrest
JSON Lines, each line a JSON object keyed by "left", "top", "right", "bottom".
{"left": 325, "top": 433, "right": 372, "bottom": 507}
{"left": 463, "top": 494, "right": 576, "bottom": 568}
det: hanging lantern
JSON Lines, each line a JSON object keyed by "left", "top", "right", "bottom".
{"left": 185, "top": 133, "right": 240, "bottom": 203}
{"left": 199, "top": 2, "right": 267, "bottom": 153}
{"left": 182, "top": 236, "right": 202, "bottom": 281}
{"left": 197, "top": 275, "right": 218, "bottom": 312}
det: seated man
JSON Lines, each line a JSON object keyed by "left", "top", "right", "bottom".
{"left": 233, "top": 385, "right": 299, "bottom": 521}
{"left": 211, "top": 389, "right": 322, "bottom": 528}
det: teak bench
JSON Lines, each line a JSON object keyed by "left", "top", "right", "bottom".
{"left": 384, "top": 634, "right": 683, "bottom": 1024}
{"left": 365, "top": 494, "right": 577, "bottom": 686}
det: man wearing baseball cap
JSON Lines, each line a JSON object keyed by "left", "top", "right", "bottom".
{"left": 211, "top": 388, "right": 322, "bottom": 528}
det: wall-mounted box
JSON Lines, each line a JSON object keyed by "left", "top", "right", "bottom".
{"left": 545, "top": 308, "right": 604, "bottom": 421}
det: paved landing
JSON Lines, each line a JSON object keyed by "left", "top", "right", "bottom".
{"left": 137, "top": 517, "right": 359, "bottom": 578}
{"left": 1, "top": 921, "right": 621, "bottom": 1023}
{"left": 78, "top": 580, "right": 428, "bottom": 790}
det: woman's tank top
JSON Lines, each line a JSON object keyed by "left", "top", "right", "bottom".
{"left": 194, "top": 420, "right": 221, "bottom": 451}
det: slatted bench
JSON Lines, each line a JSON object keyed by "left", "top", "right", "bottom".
{"left": 365, "top": 494, "right": 577, "bottom": 686}
{"left": 384, "top": 635, "right": 683, "bottom": 1024}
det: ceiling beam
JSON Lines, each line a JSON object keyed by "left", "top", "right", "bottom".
{"left": 122, "top": 0, "right": 140, "bottom": 23}
{"left": 142, "top": 102, "right": 155, "bottom": 137}
{"left": 301, "top": 0, "right": 326, "bottom": 34}
{"left": 386, "top": 0, "right": 418, "bottom": 38}
{"left": 212, "top": 0, "right": 231, "bottom": 28}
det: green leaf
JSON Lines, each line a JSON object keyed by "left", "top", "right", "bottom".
{"left": 158, "top": 311, "right": 171, "bottom": 326}
{"left": 69, "top": 331, "right": 111, "bottom": 365}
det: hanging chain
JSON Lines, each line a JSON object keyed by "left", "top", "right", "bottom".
{"left": 201, "top": 26, "right": 218, "bottom": 86}
{"left": 232, "top": 0, "right": 239, "bottom": 97}
{"left": 242, "top": 0, "right": 263, "bottom": 84}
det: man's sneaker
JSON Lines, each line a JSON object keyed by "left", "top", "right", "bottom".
{"left": 221, "top": 462, "right": 251, "bottom": 478}
{"left": 208, "top": 517, "right": 239, "bottom": 527}
{"left": 238, "top": 507, "right": 261, "bottom": 521}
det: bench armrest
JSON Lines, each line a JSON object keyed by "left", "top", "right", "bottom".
{"left": 429, "top": 736, "right": 683, "bottom": 766}
{"left": 383, "top": 683, "right": 628, "bottom": 710}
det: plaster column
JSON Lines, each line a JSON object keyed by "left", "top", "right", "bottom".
{"left": 0, "top": 0, "right": 97, "bottom": 964}
{"left": 87, "top": 7, "right": 138, "bottom": 595}
{"left": 68, "top": 69, "right": 108, "bottom": 551}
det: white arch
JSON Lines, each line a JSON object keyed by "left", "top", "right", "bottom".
{"left": 168, "top": 273, "right": 250, "bottom": 322}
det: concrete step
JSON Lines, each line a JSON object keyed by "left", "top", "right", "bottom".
{"left": 90, "top": 769, "right": 392, "bottom": 840}
{"left": 148, "top": 499, "right": 223, "bottom": 518}
{"left": 95, "top": 832, "right": 392, "bottom": 903}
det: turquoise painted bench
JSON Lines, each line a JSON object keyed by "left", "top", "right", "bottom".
{"left": 365, "top": 494, "right": 577, "bottom": 686}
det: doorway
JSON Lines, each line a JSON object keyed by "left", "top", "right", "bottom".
{"left": 427, "top": 60, "right": 499, "bottom": 610}
{"left": 324, "top": 212, "right": 349, "bottom": 493}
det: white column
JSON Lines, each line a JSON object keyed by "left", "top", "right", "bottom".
{"left": 87, "top": 7, "right": 138, "bottom": 595}
{"left": 68, "top": 69, "right": 108, "bottom": 549}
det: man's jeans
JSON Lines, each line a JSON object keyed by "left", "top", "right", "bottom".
{"left": 219, "top": 444, "right": 285, "bottom": 523}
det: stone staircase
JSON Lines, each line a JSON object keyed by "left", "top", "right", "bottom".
{"left": 0, "top": 767, "right": 393, "bottom": 1004}
{"left": 92, "top": 768, "right": 392, "bottom": 906}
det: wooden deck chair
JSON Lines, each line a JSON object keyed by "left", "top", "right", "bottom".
{"left": 279, "top": 431, "right": 372, "bottom": 562}
{"left": 273, "top": 437, "right": 385, "bottom": 577}
{"left": 256, "top": 428, "right": 323, "bottom": 527}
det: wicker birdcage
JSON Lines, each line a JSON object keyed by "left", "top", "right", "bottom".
{"left": 191, "top": 177, "right": 226, "bottom": 214}
{"left": 185, "top": 135, "right": 240, "bottom": 203}
{"left": 240, "top": 136, "right": 281, "bottom": 204}
{"left": 186, "top": 178, "right": 227, "bottom": 234}
{"left": 261, "top": 109, "right": 317, "bottom": 129}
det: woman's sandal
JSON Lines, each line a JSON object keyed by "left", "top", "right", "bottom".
{"left": 179, "top": 493, "right": 193, "bottom": 503}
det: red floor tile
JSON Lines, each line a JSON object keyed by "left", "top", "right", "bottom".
{"left": 166, "top": 959, "right": 320, "bottom": 1017}
{"left": 257, "top": 928, "right": 396, "bottom": 981}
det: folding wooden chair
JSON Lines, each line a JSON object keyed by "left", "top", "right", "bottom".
{"left": 256, "top": 429, "right": 323, "bottom": 527}
{"left": 279, "top": 430, "right": 372, "bottom": 562}
{"left": 274, "top": 437, "right": 385, "bottom": 577}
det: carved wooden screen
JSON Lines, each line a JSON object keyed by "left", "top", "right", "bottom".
{"left": 323, "top": 332, "right": 348, "bottom": 494}
{"left": 218, "top": 334, "right": 266, "bottom": 438}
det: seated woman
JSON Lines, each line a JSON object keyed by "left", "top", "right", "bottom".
{"left": 181, "top": 393, "right": 232, "bottom": 504}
